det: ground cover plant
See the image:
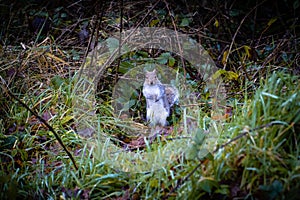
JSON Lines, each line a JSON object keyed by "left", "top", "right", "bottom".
{"left": 0, "top": 0, "right": 299, "bottom": 199}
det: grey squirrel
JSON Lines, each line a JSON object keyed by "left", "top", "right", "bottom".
{"left": 142, "top": 69, "right": 179, "bottom": 126}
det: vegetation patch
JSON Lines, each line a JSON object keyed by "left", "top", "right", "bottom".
{"left": 0, "top": 0, "right": 299, "bottom": 199}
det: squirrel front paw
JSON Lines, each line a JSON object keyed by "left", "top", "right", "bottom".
{"left": 146, "top": 94, "right": 158, "bottom": 101}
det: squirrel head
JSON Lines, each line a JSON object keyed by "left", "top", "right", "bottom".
{"left": 145, "top": 69, "right": 158, "bottom": 85}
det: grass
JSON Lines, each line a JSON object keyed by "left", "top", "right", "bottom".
{"left": 1, "top": 70, "right": 299, "bottom": 199}
{"left": 0, "top": 1, "right": 299, "bottom": 199}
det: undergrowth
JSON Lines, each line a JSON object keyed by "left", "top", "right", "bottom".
{"left": 0, "top": 71, "right": 299, "bottom": 199}
{"left": 0, "top": 0, "right": 299, "bottom": 199}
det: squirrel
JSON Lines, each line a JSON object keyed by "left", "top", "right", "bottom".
{"left": 142, "top": 69, "right": 179, "bottom": 126}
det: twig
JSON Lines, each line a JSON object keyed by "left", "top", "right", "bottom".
{"left": 223, "top": 0, "right": 267, "bottom": 69}
{"left": 163, "top": 0, "right": 186, "bottom": 79}
{"left": 163, "top": 120, "right": 284, "bottom": 199}
{"left": 78, "top": 14, "right": 99, "bottom": 81}
{"left": 114, "top": 0, "right": 124, "bottom": 84}
{"left": 0, "top": 76, "right": 78, "bottom": 171}
{"left": 94, "top": 0, "right": 161, "bottom": 81}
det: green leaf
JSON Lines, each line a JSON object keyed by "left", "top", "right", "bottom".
{"left": 160, "top": 52, "right": 171, "bottom": 58}
{"left": 215, "top": 185, "right": 230, "bottom": 195}
{"left": 258, "top": 180, "right": 283, "bottom": 200}
{"left": 227, "top": 71, "right": 239, "bottom": 80}
{"left": 229, "top": 9, "right": 242, "bottom": 17}
{"left": 180, "top": 18, "right": 190, "bottom": 27}
{"left": 194, "top": 128, "right": 206, "bottom": 145}
{"left": 0, "top": 136, "right": 17, "bottom": 150}
{"left": 156, "top": 58, "right": 167, "bottom": 64}
{"left": 212, "top": 69, "right": 226, "bottom": 79}
{"left": 61, "top": 115, "right": 74, "bottom": 125}
{"left": 212, "top": 69, "right": 238, "bottom": 81}
{"left": 60, "top": 13, "right": 67, "bottom": 18}
{"left": 168, "top": 56, "right": 175, "bottom": 67}
{"left": 156, "top": 52, "right": 175, "bottom": 65}
{"left": 214, "top": 19, "right": 219, "bottom": 28}
{"left": 204, "top": 152, "right": 214, "bottom": 161}
{"left": 198, "top": 148, "right": 209, "bottom": 160}
{"left": 150, "top": 19, "right": 159, "bottom": 27}
{"left": 119, "top": 61, "right": 134, "bottom": 74}
{"left": 137, "top": 50, "right": 149, "bottom": 57}
{"left": 51, "top": 75, "right": 65, "bottom": 89}
{"left": 244, "top": 45, "right": 251, "bottom": 58}
{"left": 185, "top": 144, "right": 198, "bottom": 160}
{"left": 122, "top": 100, "right": 136, "bottom": 110}
{"left": 267, "top": 18, "right": 277, "bottom": 27}
{"left": 106, "top": 38, "right": 119, "bottom": 54}
{"left": 199, "top": 177, "right": 218, "bottom": 194}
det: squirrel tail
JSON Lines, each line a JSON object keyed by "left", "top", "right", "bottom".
{"left": 165, "top": 86, "right": 179, "bottom": 107}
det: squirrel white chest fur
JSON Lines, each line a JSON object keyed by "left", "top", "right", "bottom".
{"left": 143, "top": 84, "right": 165, "bottom": 103}
{"left": 142, "top": 69, "right": 178, "bottom": 126}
